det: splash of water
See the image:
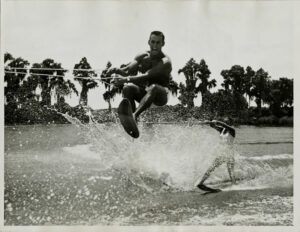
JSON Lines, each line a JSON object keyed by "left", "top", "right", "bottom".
{"left": 54, "top": 108, "right": 223, "bottom": 190}
{"left": 58, "top": 108, "right": 293, "bottom": 192}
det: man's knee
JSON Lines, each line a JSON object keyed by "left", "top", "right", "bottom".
{"left": 122, "top": 84, "right": 136, "bottom": 97}
{"left": 147, "top": 84, "right": 161, "bottom": 95}
{"left": 147, "top": 84, "right": 168, "bottom": 106}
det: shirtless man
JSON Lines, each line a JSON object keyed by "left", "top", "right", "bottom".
{"left": 110, "top": 31, "right": 172, "bottom": 121}
{"left": 197, "top": 120, "right": 236, "bottom": 193}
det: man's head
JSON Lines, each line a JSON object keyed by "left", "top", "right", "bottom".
{"left": 224, "top": 117, "right": 234, "bottom": 126}
{"left": 148, "top": 31, "right": 165, "bottom": 56}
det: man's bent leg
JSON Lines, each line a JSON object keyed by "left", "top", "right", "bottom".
{"left": 122, "top": 84, "right": 146, "bottom": 113}
{"left": 134, "top": 84, "right": 168, "bottom": 119}
{"left": 197, "top": 157, "right": 224, "bottom": 192}
{"left": 226, "top": 157, "right": 236, "bottom": 184}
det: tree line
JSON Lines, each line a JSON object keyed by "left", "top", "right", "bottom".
{"left": 4, "top": 53, "right": 293, "bottom": 125}
{"left": 178, "top": 58, "right": 293, "bottom": 120}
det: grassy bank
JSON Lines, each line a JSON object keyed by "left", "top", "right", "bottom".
{"left": 5, "top": 102, "right": 293, "bottom": 127}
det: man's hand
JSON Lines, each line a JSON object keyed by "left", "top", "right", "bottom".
{"left": 203, "top": 120, "right": 214, "bottom": 126}
{"left": 106, "top": 67, "right": 119, "bottom": 76}
{"left": 111, "top": 76, "right": 128, "bottom": 88}
{"left": 107, "top": 67, "right": 128, "bottom": 77}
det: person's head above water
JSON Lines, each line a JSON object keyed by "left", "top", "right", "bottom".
{"left": 223, "top": 117, "right": 234, "bottom": 126}
{"left": 148, "top": 31, "right": 165, "bottom": 56}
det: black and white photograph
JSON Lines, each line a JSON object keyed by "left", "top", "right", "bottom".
{"left": 1, "top": 0, "right": 299, "bottom": 229}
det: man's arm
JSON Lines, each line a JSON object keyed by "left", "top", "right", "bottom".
{"left": 204, "top": 120, "right": 235, "bottom": 136}
{"left": 127, "top": 57, "right": 172, "bottom": 85}
{"left": 112, "top": 53, "right": 147, "bottom": 76}
{"left": 203, "top": 120, "right": 223, "bottom": 133}
{"left": 112, "top": 55, "right": 172, "bottom": 87}
{"left": 212, "top": 120, "right": 235, "bottom": 137}
{"left": 210, "top": 123, "right": 224, "bottom": 134}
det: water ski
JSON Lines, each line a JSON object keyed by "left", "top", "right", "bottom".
{"left": 117, "top": 98, "right": 139, "bottom": 138}
{"left": 197, "top": 184, "right": 222, "bottom": 193}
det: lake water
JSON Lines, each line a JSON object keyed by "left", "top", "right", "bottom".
{"left": 4, "top": 121, "right": 293, "bottom": 225}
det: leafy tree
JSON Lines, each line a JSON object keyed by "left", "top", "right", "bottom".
{"left": 168, "top": 78, "right": 179, "bottom": 96}
{"left": 30, "top": 59, "right": 67, "bottom": 106}
{"left": 4, "top": 53, "right": 14, "bottom": 64}
{"left": 100, "top": 61, "right": 125, "bottom": 111}
{"left": 73, "top": 57, "right": 98, "bottom": 106}
{"left": 276, "top": 77, "right": 293, "bottom": 107}
{"left": 178, "top": 82, "right": 197, "bottom": 108}
{"left": 221, "top": 65, "right": 248, "bottom": 114}
{"left": 221, "top": 65, "right": 246, "bottom": 95}
{"left": 18, "top": 75, "right": 40, "bottom": 102}
{"left": 244, "top": 66, "right": 255, "bottom": 105}
{"left": 50, "top": 77, "right": 78, "bottom": 106}
{"left": 195, "top": 59, "right": 216, "bottom": 99}
{"left": 4, "top": 53, "right": 30, "bottom": 104}
{"left": 266, "top": 78, "right": 293, "bottom": 117}
{"left": 203, "top": 89, "right": 236, "bottom": 117}
{"left": 250, "top": 68, "right": 271, "bottom": 112}
{"left": 178, "top": 58, "right": 216, "bottom": 108}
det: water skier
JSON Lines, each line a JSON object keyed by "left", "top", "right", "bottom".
{"left": 197, "top": 120, "right": 236, "bottom": 193}
{"left": 109, "top": 31, "right": 172, "bottom": 138}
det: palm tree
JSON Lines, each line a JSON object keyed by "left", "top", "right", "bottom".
{"left": 178, "top": 82, "right": 196, "bottom": 108}
{"left": 50, "top": 77, "right": 78, "bottom": 105}
{"left": 100, "top": 62, "right": 118, "bottom": 111}
{"left": 73, "top": 57, "right": 98, "bottom": 106}
{"left": 29, "top": 59, "right": 67, "bottom": 106}
{"left": 18, "top": 75, "right": 40, "bottom": 103}
{"left": 195, "top": 59, "right": 216, "bottom": 99}
{"left": 168, "top": 77, "right": 179, "bottom": 96}
{"left": 178, "top": 58, "right": 215, "bottom": 108}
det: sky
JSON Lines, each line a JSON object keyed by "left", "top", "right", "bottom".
{"left": 2, "top": 0, "right": 299, "bottom": 109}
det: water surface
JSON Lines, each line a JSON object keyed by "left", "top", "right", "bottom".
{"left": 4, "top": 123, "right": 293, "bottom": 225}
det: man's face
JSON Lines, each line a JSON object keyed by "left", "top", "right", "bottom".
{"left": 148, "top": 34, "right": 164, "bottom": 56}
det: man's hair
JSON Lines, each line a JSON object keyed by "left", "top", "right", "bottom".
{"left": 149, "top": 31, "right": 165, "bottom": 43}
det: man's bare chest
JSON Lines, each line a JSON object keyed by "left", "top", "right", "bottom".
{"left": 138, "top": 56, "right": 161, "bottom": 73}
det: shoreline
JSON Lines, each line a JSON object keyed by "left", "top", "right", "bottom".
{"left": 5, "top": 104, "right": 293, "bottom": 127}
{"left": 4, "top": 122, "right": 294, "bottom": 127}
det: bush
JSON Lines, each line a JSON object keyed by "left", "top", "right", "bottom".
{"left": 260, "top": 107, "right": 272, "bottom": 117}
{"left": 278, "top": 116, "right": 293, "bottom": 126}
{"left": 5, "top": 100, "right": 294, "bottom": 127}
{"left": 257, "top": 115, "right": 279, "bottom": 126}
{"left": 5, "top": 100, "right": 70, "bottom": 125}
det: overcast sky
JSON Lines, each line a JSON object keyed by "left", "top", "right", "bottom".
{"left": 2, "top": 0, "right": 298, "bottom": 109}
